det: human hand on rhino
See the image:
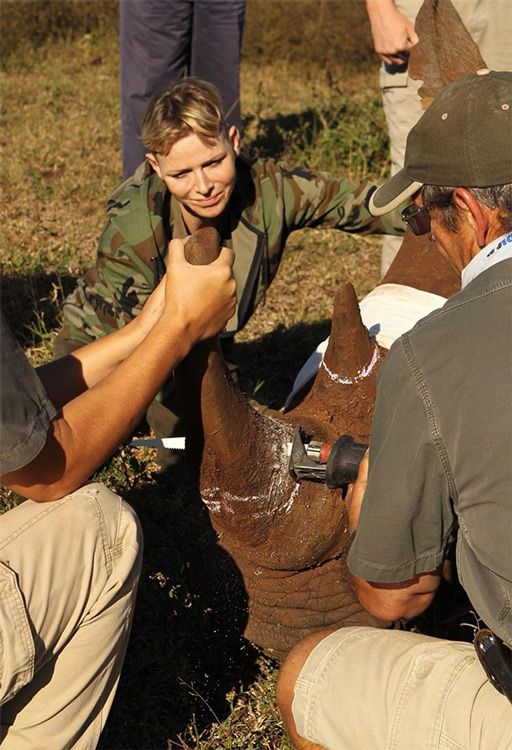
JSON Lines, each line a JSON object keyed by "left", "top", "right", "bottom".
{"left": 137, "top": 236, "right": 236, "bottom": 346}
{"left": 346, "top": 450, "right": 369, "bottom": 535}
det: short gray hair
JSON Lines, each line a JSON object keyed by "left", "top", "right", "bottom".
{"left": 421, "top": 184, "right": 512, "bottom": 232}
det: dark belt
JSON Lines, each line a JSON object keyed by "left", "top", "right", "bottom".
{"left": 474, "top": 628, "right": 512, "bottom": 705}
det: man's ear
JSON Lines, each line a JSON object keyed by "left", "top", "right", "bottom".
{"left": 453, "top": 188, "right": 489, "bottom": 248}
{"left": 227, "top": 125, "right": 241, "bottom": 156}
{"left": 145, "top": 152, "right": 162, "bottom": 177}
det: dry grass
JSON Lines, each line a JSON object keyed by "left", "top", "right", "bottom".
{"left": 1, "top": 2, "right": 386, "bottom": 747}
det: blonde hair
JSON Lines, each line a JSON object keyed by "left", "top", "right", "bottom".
{"left": 141, "top": 78, "right": 227, "bottom": 155}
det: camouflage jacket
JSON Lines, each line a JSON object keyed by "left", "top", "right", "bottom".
{"left": 57, "top": 157, "right": 403, "bottom": 353}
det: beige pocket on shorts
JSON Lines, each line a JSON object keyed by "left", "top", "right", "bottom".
{"left": 0, "top": 562, "right": 35, "bottom": 704}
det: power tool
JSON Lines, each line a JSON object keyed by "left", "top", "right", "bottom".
{"left": 287, "top": 426, "right": 368, "bottom": 488}
{"left": 131, "top": 425, "right": 368, "bottom": 489}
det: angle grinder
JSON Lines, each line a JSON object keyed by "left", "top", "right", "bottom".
{"left": 288, "top": 426, "right": 368, "bottom": 489}
{"left": 131, "top": 425, "right": 368, "bottom": 489}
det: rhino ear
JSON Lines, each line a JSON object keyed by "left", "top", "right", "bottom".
{"left": 408, "top": 0, "right": 487, "bottom": 106}
{"left": 323, "top": 282, "right": 375, "bottom": 379}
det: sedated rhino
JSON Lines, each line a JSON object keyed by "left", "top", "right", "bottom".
{"left": 174, "top": 227, "right": 459, "bottom": 659}
{"left": 134, "top": 0, "right": 485, "bottom": 658}
{"left": 170, "top": 0, "right": 487, "bottom": 658}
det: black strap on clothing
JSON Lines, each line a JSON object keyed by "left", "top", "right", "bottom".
{"left": 474, "top": 628, "right": 512, "bottom": 705}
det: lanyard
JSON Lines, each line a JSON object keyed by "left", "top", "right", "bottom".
{"left": 461, "top": 232, "right": 512, "bottom": 289}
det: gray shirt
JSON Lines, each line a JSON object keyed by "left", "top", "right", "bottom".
{"left": 0, "top": 313, "right": 57, "bottom": 474}
{"left": 348, "top": 260, "right": 512, "bottom": 646}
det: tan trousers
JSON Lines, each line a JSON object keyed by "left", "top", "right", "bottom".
{"left": 380, "top": 0, "right": 512, "bottom": 275}
{"left": 293, "top": 627, "right": 512, "bottom": 749}
{"left": 0, "top": 483, "right": 142, "bottom": 750}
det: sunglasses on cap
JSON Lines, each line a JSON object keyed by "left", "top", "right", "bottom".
{"left": 401, "top": 204, "right": 431, "bottom": 236}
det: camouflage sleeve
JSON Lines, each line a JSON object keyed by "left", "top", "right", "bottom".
{"left": 278, "top": 164, "right": 404, "bottom": 237}
{"left": 55, "top": 220, "right": 154, "bottom": 356}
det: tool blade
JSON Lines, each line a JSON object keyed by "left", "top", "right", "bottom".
{"left": 131, "top": 437, "right": 293, "bottom": 454}
{"left": 130, "top": 437, "right": 186, "bottom": 450}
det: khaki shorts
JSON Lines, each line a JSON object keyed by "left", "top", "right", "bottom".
{"left": 0, "top": 483, "right": 142, "bottom": 750}
{"left": 292, "top": 627, "right": 512, "bottom": 750}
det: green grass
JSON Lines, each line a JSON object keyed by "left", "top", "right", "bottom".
{"left": 1, "top": 2, "right": 387, "bottom": 747}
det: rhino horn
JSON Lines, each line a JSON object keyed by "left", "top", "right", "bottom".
{"left": 287, "top": 281, "right": 382, "bottom": 443}
{"left": 323, "top": 281, "right": 377, "bottom": 381}
{"left": 174, "top": 228, "right": 291, "bottom": 476}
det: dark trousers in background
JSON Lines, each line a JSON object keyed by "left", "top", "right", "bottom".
{"left": 120, "top": 0, "right": 246, "bottom": 178}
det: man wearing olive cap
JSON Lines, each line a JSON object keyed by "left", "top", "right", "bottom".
{"left": 277, "top": 70, "right": 512, "bottom": 750}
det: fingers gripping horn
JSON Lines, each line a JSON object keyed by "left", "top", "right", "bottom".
{"left": 176, "top": 227, "right": 266, "bottom": 470}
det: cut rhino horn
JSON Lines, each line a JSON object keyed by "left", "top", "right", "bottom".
{"left": 183, "top": 226, "right": 222, "bottom": 265}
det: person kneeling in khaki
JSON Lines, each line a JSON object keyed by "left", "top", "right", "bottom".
{"left": 0, "top": 238, "right": 235, "bottom": 749}
{"left": 277, "top": 71, "right": 512, "bottom": 750}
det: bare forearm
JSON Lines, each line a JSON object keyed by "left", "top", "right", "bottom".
{"left": 61, "top": 317, "right": 190, "bottom": 470}
{"left": 2, "top": 240, "right": 236, "bottom": 501}
{"left": 366, "top": 0, "right": 398, "bottom": 14}
{"left": 38, "top": 322, "right": 149, "bottom": 407}
{"left": 346, "top": 455, "right": 441, "bottom": 621}
{"left": 38, "top": 281, "right": 167, "bottom": 408}
{"left": 3, "top": 317, "right": 192, "bottom": 501}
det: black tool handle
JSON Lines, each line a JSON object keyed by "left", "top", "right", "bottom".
{"left": 325, "top": 435, "right": 368, "bottom": 488}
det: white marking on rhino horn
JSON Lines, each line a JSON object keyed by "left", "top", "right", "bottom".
{"left": 321, "top": 343, "right": 380, "bottom": 384}
{"left": 322, "top": 282, "right": 376, "bottom": 382}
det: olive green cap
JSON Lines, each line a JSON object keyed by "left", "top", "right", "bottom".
{"left": 369, "top": 70, "right": 512, "bottom": 216}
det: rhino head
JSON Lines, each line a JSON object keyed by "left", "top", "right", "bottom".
{"left": 174, "top": 228, "right": 459, "bottom": 659}
{"left": 171, "top": 0, "right": 479, "bottom": 659}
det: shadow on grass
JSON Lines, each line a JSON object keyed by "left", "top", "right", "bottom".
{"left": 99, "top": 465, "right": 261, "bottom": 750}
{"left": 244, "top": 108, "right": 320, "bottom": 161}
{"left": 1, "top": 272, "right": 76, "bottom": 347}
{"left": 243, "top": 97, "right": 388, "bottom": 178}
{"left": 233, "top": 319, "right": 331, "bottom": 409}
{"left": 98, "top": 317, "right": 335, "bottom": 748}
